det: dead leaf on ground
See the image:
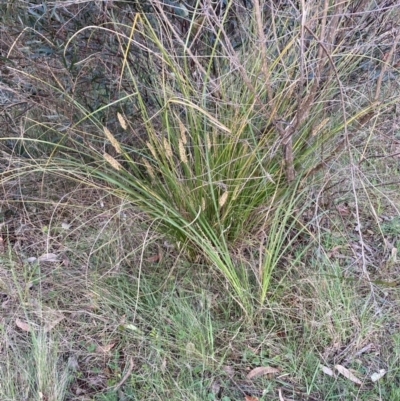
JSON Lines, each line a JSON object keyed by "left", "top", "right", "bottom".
{"left": 2, "top": 297, "right": 10, "bottom": 309}
{"left": 44, "top": 314, "right": 65, "bottom": 332}
{"left": 146, "top": 253, "right": 161, "bottom": 263}
{"left": 38, "top": 253, "right": 59, "bottom": 262}
{"left": 336, "top": 204, "right": 351, "bottom": 216}
{"left": 334, "top": 364, "right": 362, "bottom": 385}
{"left": 391, "top": 247, "right": 397, "bottom": 261}
{"left": 16, "top": 318, "right": 31, "bottom": 332}
{"left": 87, "top": 374, "right": 107, "bottom": 387}
{"left": 96, "top": 342, "right": 116, "bottom": 354}
{"left": 278, "top": 388, "right": 285, "bottom": 401}
{"left": 161, "top": 357, "right": 167, "bottom": 373}
{"left": 210, "top": 379, "right": 221, "bottom": 396}
{"left": 74, "top": 386, "right": 86, "bottom": 395}
{"left": 245, "top": 396, "right": 258, "bottom": 401}
{"left": 320, "top": 364, "right": 335, "bottom": 377}
{"left": 61, "top": 222, "right": 71, "bottom": 230}
{"left": 371, "top": 369, "right": 386, "bottom": 382}
{"left": 68, "top": 355, "right": 79, "bottom": 371}
{"left": 246, "top": 366, "right": 280, "bottom": 380}
{"left": 327, "top": 245, "right": 345, "bottom": 258}
{"left": 222, "top": 365, "right": 235, "bottom": 378}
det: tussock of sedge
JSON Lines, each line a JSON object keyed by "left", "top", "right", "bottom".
{"left": 103, "top": 153, "right": 122, "bottom": 170}
{"left": 117, "top": 112, "right": 127, "bottom": 130}
{"left": 103, "top": 127, "right": 122, "bottom": 154}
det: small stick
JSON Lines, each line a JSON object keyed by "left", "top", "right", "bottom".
{"left": 110, "top": 356, "right": 135, "bottom": 392}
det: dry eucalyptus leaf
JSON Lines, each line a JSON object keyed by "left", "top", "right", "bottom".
{"left": 334, "top": 364, "right": 362, "bottom": 385}
{"left": 244, "top": 396, "right": 258, "bottom": 401}
{"left": 210, "top": 379, "right": 221, "bottom": 396}
{"left": 320, "top": 364, "right": 335, "bottom": 377}
{"left": 38, "top": 253, "right": 59, "bottom": 262}
{"left": 61, "top": 222, "right": 71, "bottom": 230}
{"left": 336, "top": 204, "right": 351, "bottom": 216}
{"left": 146, "top": 254, "right": 161, "bottom": 263}
{"left": 161, "top": 357, "right": 167, "bottom": 373}
{"left": 186, "top": 342, "right": 196, "bottom": 355}
{"left": 124, "top": 324, "right": 143, "bottom": 334}
{"left": 246, "top": 366, "right": 280, "bottom": 380}
{"left": 222, "top": 365, "right": 235, "bottom": 378}
{"left": 96, "top": 342, "right": 116, "bottom": 354}
{"left": 62, "top": 255, "right": 70, "bottom": 267}
{"left": 371, "top": 369, "right": 386, "bottom": 382}
{"left": 44, "top": 314, "right": 65, "bottom": 332}
{"left": 16, "top": 318, "right": 31, "bottom": 332}
{"left": 75, "top": 386, "right": 86, "bottom": 395}
{"left": 391, "top": 247, "right": 397, "bottom": 261}
{"left": 2, "top": 298, "right": 10, "bottom": 309}
{"left": 68, "top": 355, "right": 79, "bottom": 371}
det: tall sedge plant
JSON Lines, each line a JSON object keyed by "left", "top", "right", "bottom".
{"left": 2, "top": 1, "right": 398, "bottom": 310}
